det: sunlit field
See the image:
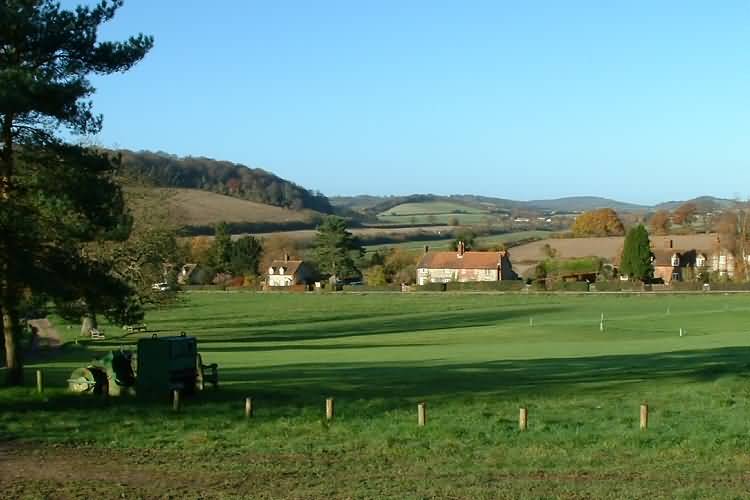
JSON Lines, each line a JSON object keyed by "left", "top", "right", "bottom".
{"left": 3, "top": 291, "right": 750, "bottom": 498}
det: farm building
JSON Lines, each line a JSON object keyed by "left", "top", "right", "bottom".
{"left": 267, "top": 255, "right": 314, "bottom": 287}
{"left": 416, "top": 241, "right": 517, "bottom": 285}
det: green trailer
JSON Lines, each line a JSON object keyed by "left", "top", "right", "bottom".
{"left": 136, "top": 333, "right": 199, "bottom": 395}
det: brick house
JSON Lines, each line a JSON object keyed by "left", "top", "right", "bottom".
{"left": 416, "top": 241, "right": 517, "bottom": 285}
{"left": 267, "top": 254, "right": 314, "bottom": 287}
{"left": 649, "top": 238, "right": 738, "bottom": 284}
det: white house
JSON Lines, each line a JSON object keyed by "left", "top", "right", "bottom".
{"left": 267, "top": 255, "right": 313, "bottom": 287}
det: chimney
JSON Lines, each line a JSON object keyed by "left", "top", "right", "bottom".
{"left": 424, "top": 245, "right": 429, "bottom": 254}
{"left": 665, "top": 239, "right": 673, "bottom": 249}
{"left": 457, "top": 240, "right": 465, "bottom": 258}
{"left": 284, "top": 252, "right": 290, "bottom": 262}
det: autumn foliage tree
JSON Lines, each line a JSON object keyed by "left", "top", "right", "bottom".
{"left": 570, "top": 208, "right": 625, "bottom": 237}
{"left": 672, "top": 202, "right": 697, "bottom": 225}
{"left": 648, "top": 210, "right": 672, "bottom": 235}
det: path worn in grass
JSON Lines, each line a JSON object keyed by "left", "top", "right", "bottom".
{"left": 3, "top": 442, "right": 749, "bottom": 499}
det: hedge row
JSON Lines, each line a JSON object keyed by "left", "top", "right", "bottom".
{"left": 671, "top": 281, "right": 750, "bottom": 291}
{"left": 590, "top": 281, "right": 645, "bottom": 292}
{"left": 417, "top": 281, "right": 525, "bottom": 292}
{"left": 547, "top": 281, "right": 590, "bottom": 292}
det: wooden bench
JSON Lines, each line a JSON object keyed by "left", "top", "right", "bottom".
{"left": 196, "top": 354, "right": 219, "bottom": 391}
{"left": 123, "top": 324, "right": 148, "bottom": 334}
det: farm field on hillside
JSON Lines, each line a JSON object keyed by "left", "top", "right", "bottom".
{"left": 377, "top": 200, "right": 495, "bottom": 225}
{"left": 3, "top": 292, "right": 750, "bottom": 498}
{"left": 126, "top": 187, "right": 321, "bottom": 227}
{"left": 380, "top": 200, "right": 486, "bottom": 216}
{"left": 364, "top": 229, "right": 551, "bottom": 251}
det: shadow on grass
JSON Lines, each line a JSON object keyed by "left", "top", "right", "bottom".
{"left": 6, "top": 346, "right": 750, "bottom": 417}
{"left": 211, "top": 345, "right": 750, "bottom": 405}
{"left": 188, "top": 306, "right": 562, "bottom": 344}
{"left": 71, "top": 305, "right": 561, "bottom": 350}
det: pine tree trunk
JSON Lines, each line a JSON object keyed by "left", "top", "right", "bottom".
{"left": 2, "top": 304, "right": 23, "bottom": 386}
{"left": 80, "top": 313, "right": 98, "bottom": 337}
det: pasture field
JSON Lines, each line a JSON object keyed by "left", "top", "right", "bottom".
{"left": 127, "top": 187, "right": 322, "bottom": 227}
{"left": 379, "top": 200, "right": 486, "bottom": 216}
{"left": 377, "top": 200, "right": 494, "bottom": 225}
{"left": 377, "top": 212, "right": 493, "bottom": 225}
{"left": 3, "top": 292, "right": 750, "bottom": 498}
{"left": 364, "top": 229, "right": 551, "bottom": 252}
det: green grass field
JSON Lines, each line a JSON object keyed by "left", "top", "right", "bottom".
{"left": 377, "top": 200, "right": 493, "bottom": 225}
{"left": 3, "top": 292, "right": 750, "bottom": 498}
{"left": 380, "top": 200, "right": 486, "bottom": 216}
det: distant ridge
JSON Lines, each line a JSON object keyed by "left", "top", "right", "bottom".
{"left": 525, "top": 196, "right": 647, "bottom": 213}
{"left": 653, "top": 196, "right": 735, "bottom": 212}
{"left": 332, "top": 193, "right": 736, "bottom": 214}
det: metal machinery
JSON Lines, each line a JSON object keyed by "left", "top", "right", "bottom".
{"left": 68, "top": 333, "right": 218, "bottom": 396}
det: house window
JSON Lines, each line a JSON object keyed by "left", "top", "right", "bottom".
{"left": 672, "top": 272, "right": 680, "bottom": 281}
{"left": 268, "top": 267, "right": 274, "bottom": 275}
{"left": 279, "top": 267, "right": 286, "bottom": 275}
{"left": 719, "top": 255, "right": 727, "bottom": 269}
{"left": 696, "top": 255, "right": 705, "bottom": 267}
{"left": 671, "top": 254, "right": 680, "bottom": 267}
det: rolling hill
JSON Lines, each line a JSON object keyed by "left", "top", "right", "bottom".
{"left": 525, "top": 196, "right": 647, "bottom": 213}
{"left": 653, "top": 196, "right": 735, "bottom": 212}
{"left": 118, "top": 149, "right": 334, "bottom": 213}
{"left": 126, "top": 187, "right": 324, "bottom": 234}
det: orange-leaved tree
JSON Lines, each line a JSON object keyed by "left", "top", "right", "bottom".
{"left": 570, "top": 208, "right": 625, "bottom": 237}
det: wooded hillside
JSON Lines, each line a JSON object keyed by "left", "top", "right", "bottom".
{"left": 118, "top": 150, "right": 334, "bottom": 213}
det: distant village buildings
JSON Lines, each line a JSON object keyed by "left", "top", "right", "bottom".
{"left": 416, "top": 241, "right": 517, "bottom": 285}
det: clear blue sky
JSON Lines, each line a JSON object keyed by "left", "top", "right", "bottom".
{"left": 70, "top": 0, "right": 750, "bottom": 204}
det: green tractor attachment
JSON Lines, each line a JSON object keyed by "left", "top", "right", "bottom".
{"left": 68, "top": 333, "right": 218, "bottom": 397}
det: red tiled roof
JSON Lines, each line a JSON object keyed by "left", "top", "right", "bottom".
{"left": 417, "top": 251, "right": 504, "bottom": 270}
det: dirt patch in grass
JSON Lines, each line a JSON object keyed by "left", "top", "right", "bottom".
{"left": 2, "top": 442, "right": 750, "bottom": 499}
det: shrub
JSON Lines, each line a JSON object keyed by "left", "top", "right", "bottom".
{"left": 364, "top": 265, "right": 387, "bottom": 286}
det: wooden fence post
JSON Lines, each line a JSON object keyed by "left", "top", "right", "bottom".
{"left": 417, "top": 402, "right": 427, "bottom": 426}
{"left": 325, "top": 397, "right": 334, "bottom": 421}
{"left": 36, "top": 369, "right": 43, "bottom": 394}
{"left": 244, "top": 397, "right": 253, "bottom": 418}
{"left": 640, "top": 403, "right": 648, "bottom": 430}
{"left": 172, "top": 389, "right": 181, "bottom": 412}
{"left": 519, "top": 407, "right": 528, "bottom": 431}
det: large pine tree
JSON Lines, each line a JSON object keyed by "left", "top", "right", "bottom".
{"left": 313, "top": 216, "right": 362, "bottom": 279}
{"left": 620, "top": 224, "right": 653, "bottom": 282}
{"left": 0, "top": 0, "right": 153, "bottom": 384}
